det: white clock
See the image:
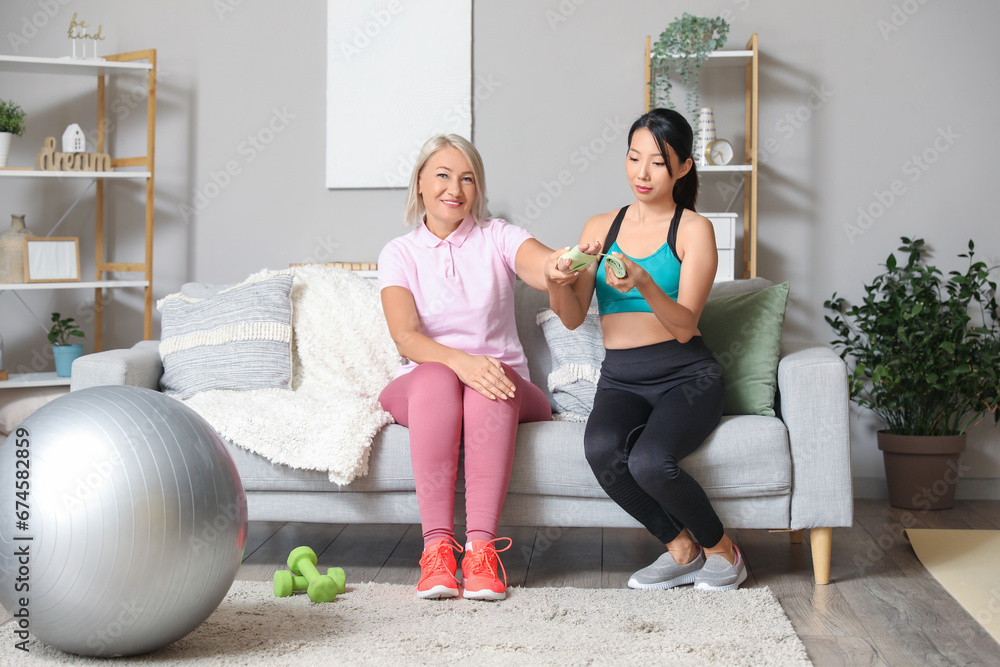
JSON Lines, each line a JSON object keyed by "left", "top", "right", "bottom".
{"left": 705, "top": 138, "right": 734, "bottom": 166}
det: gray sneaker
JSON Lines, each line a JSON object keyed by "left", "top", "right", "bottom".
{"left": 693, "top": 545, "right": 747, "bottom": 591}
{"left": 627, "top": 548, "right": 705, "bottom": 589}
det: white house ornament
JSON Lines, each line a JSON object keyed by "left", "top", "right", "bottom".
{"left": 62, "top": 124, "right": 86, "bottom": 153}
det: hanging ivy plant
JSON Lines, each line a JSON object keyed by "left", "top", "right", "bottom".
{"left": 649, "top": 13, "right": 730, "bottom": 134}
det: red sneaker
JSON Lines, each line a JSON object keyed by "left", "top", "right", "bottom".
{"left": 462, "top": 537, "right": 512, "bottom": 601}
{"left": 416, "top": 537, "right": 463, "bottom": 599}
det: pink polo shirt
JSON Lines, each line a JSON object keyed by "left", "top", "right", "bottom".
{"left": 378, "top": 215, "right": 533, "bottom": 380}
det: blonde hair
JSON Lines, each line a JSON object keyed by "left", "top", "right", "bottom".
{"left": 403, "top": 134, "right": 490, "bottom": 226}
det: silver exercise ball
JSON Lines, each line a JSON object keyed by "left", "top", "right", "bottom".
{"left": 0, "top": 386, "right": 247, "bottom": 657}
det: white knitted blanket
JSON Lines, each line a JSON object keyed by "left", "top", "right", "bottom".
{"left": 183, "top": 266, "right": 400, "bottom": 485}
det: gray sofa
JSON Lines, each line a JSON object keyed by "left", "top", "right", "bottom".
{"left": 71, "top": 277, "right": 853, "bottom": 584}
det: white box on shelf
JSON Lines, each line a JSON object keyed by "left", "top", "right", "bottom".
{"left": 704, "top": 212, "right": 737, "bottom": 282}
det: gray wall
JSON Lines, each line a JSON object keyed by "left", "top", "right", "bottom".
{"left": 1, "top": 0, "right": 998, "bottom": 493}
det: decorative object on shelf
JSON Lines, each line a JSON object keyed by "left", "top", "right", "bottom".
{"left": 0, "top": 214, "right": 32, "bottom": 284}
{"left": 0, "top": 99, "right": 27, "bottom": 168}
{"left": 649, "top": 13, "right": 730, "bottom": 137}
{"left": 48, "top": 312, "right": 85, "bottom": 377}
{"left": 67, "top": 11, "right": 105, "bottom": 60}
{"left": 696, "top": 107, "right": 716, "bottom": 167}
{"left": 825, "top": 237, "right": 1000, "bottom": 509}
{"left": 705, "top": 212, "right": 737, "bottom": 281}
{"left": 706, "top": 138, "right": 735, "bottom": 165}
{"left": 62, "top": 123, "right": 86, "bottom": 153}
{"left": 0, "top": 329, "right": 6, "bottom": 382}
{"left": 23, "top": 237, "right": 81, "bottom": 283}
{"left": 36, "top": 136, "right": 111, "bottom": 172}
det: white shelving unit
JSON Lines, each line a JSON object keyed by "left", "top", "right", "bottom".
{"left": 0, "top": 50, "right": 156, "bottom": 389}
{"left": 1, "top": 372, "right": 74, "bottom": 388}
{"left": 645, "top": 35, "right": 759, "bottom": 278}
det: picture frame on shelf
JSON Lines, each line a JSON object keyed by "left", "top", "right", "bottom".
{"left": 22, "top": 237, "right": 81, "bottom": 283}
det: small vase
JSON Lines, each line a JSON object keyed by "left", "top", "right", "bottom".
{"left": 0, "top": 132, "right": 12, "bottom": 168}
{"left": 0, "top": 213, "right": 32, "bottom": 283}
{"left": 696, "top": 108, "right": 716, "bottom": 167}
{"left": 53, "top": 343, "right": 85, "bottom": 378}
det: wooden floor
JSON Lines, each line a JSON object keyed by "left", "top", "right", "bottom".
{"left": 239, "top": 499, "right": 1000, "bottom": 666}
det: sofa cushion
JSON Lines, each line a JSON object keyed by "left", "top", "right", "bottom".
{"left": 516, "top": 278, "right": 779, "bottom": 418}
{"left": 227, "top": 423, "right": 415, "bottom": 493}
{"left": 158, "top": 269, "right": 294, "bottom": 399}
{"left": 698, "top": 282, "right": 790, "bottom": 416}
{"left": 506, "top": 416, "right": 790, "bottom": 499}
{"left": 233, "top": 415, "right": 790, "bottom": 503}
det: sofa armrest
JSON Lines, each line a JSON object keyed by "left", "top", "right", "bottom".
{"left": 777, "top": 344, "right": 853, "bottom": 529}
{"left": 70, "top": 340, "right": 163, "bottom": 392}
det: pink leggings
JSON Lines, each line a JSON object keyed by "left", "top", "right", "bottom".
{"left": 378, "top": 362, "right": 552, "bottom": 546}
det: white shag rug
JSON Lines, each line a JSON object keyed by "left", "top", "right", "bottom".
{"left": 7, "top": 581, "right": 812, "bottom": 666}
{"left": 182, "top": 266, "right": 401, "bottom": 485}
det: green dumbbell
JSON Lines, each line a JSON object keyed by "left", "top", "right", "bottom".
{"left": 273, "top": 567, "right": 346, "bottom": 598}
{"left": 286, "top": 546, "right": 338, "bottom": 603}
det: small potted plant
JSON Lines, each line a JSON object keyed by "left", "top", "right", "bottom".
{"left": 649, "top": 14, "right": 730, "bottom": 129}
{"left": 0, "top": 99, "right": 27, "bottom": 168}
{"left": 48, "top": 312, "right": 86, "bottom": 378}
{"left": 825, "top": 237, "right": 1000, "bottom": 509}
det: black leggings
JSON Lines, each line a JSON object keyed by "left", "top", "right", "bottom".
{"left": 585, "top": 337, "right": 726, "bottom": 547}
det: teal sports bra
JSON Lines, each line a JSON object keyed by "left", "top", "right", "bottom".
{"left": 596, "top": 205, "right": 683, "bottom": 315}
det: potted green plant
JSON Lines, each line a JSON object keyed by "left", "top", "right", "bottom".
{"left": 825, "top": 237, "right": 1000, "bottom": 509}
{"left": 0, "top": 99, "right": 27, "bottom": 168}
{"left": 649, "top": 13, "right": 730, "bottom": 130}
{"left": 48, "top": 312, "right": 86, "bottom": 378}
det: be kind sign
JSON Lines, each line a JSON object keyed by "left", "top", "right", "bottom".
{"left": 326, "top": 0, "right": 472, "bottom": 189}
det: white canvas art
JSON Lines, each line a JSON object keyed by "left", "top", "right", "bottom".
{"left": 327, "top": 0, "right": 472, "bottom": 189}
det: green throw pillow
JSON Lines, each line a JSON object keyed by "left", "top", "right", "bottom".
{"left": 698, "top": 282, "right": 789, "bottom": 416}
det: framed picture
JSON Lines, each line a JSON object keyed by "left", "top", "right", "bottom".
{"left": 22, "top": 237, "right": 81, "bottom": 283}
{"left": 325, "top": 0, "right": 472, "bottom": 189}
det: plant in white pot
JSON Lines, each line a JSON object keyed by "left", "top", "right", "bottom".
{"left": 48, "top": 312, "right": 86, "bottom": 378}
{"left": 825, "top": 237, "right": 1000, "bottom": 509}
{"left": 648, "top": 13, "right": 729, "bottom": 135}
{"left": 0, "top": 99, "right": 27, "bottom": 168}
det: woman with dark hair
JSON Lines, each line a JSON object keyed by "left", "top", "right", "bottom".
{"left": 544, "top": 108, "right": 746, "bottom": 591}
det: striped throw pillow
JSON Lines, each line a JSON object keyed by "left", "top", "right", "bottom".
{"left": 536, "top": 306, "right": 605, "bottom": 420}
{"left": 158, "top": 270, "right": 293, "bottom": 399}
